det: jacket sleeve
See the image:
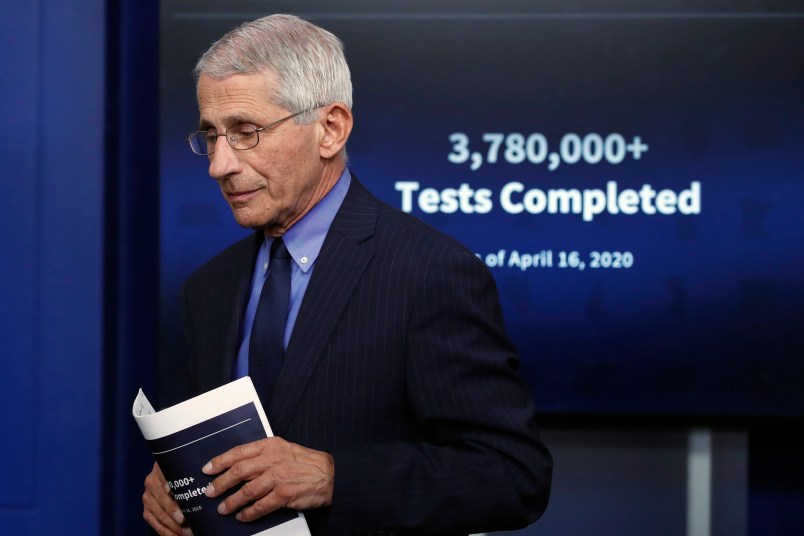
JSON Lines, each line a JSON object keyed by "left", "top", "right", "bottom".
{"left": 326, "top": 246, "right": 552, "bottom": 535}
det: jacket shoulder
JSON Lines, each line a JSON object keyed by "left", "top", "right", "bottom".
{"left": 184, "top": 232, "right": 261, "bottom": 291}
{"left": 374, "top": 200, "right": 484, "bottom": 265}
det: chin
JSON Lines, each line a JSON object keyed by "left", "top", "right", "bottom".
{"left": 237, "top": 219, "right": 271, "bottom": 231}
{"left": 229, "top": 209, "right": 269, "bottom": 230}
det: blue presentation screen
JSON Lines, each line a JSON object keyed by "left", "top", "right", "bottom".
{"left": 159, "top": 2, "right": 804, "bottom": 416}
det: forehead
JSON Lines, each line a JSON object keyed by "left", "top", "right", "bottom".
{"left": 196, "top": 72, "right": 280, "bottom": 127}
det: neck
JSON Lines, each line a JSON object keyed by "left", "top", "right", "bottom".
{"left": 264, "top": 160, "right": 346, "bottom": 238}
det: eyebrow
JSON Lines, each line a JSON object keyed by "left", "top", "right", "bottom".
{"left": 197, "top": 114, "right": 255, "bottom": 131}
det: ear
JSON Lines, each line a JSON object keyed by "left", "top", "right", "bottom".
{"left": 318, "top": 103, "right": 353, "bottom": 159}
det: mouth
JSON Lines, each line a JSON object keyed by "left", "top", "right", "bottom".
{"left": 224, "top": 187, "right": 262, "bottom": 205}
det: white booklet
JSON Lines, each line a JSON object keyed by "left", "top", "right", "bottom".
{"left": 132, "top": 376, "right": 310, "bottom": 536}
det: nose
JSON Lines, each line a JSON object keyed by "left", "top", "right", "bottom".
{"left": 208, "top": 136, "right": 243, "bottom": 180}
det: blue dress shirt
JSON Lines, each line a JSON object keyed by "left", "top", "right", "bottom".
{"left": 234, "top": 168, "right": 352, "bottom": 379}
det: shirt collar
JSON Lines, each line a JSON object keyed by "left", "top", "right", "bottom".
{"left": 275, "top": 167, "right": 351, "bottom": 274}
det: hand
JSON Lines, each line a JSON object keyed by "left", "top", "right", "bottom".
{"left": 142, "top": 462, "right": 192, "bottom": 536}
{"left": 202, "top": 436, "right": 334, "bottom": 522}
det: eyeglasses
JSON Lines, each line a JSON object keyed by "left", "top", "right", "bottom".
{"left": 186, "top": 107, "right": 316, "bottom": 156}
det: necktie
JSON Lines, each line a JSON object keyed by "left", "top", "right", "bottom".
{"left": 249, "top": 237, "right": 291, "bottom": 402}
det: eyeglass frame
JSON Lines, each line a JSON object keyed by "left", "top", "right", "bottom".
{"left": 186, "top": 106, "right": 322, "bottom": 156}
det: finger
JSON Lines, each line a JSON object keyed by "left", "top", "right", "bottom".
{"left": 145, "top": 463, "right": 168, "bottom": 490}
{"left": 146, "top": 463, "right": 177, "bottom": 502}
{"left": 205, "top": 440, "right": 278, "bottom": 498}
{"left": 206, "top": 454, "right": 271, "bottom": 503}
{"left": 143, "top": 487, "right": 186, "bottom": 533}
{"left": 151, "top": 462, "right": 169, "bottom": 486}
{"left": 144, "top": 464, "right": 187, "bottom": 532}
{"left": 216, "top": 472, "right": 279, "bottom": 517}
{"left": 144, "top": 467, "right": 183, "bottom": 523}
{"left": 143, "top": 508, "right": 191, "bottom": 536}
{"left": 203, "top": 439, "right": 268, "bottom": 476}
{"left": 216, "top": 459, "right": 327, "bottom": 519}
{"left": 233, "top": 482, "right": 290, "bottom": 522}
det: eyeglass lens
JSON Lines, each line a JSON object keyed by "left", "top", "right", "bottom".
{"left": 190, "top": 124, "right": 261, "bottom": 155}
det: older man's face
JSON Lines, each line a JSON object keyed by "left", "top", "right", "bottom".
{"left": 196, "top": 72, "right": 325, "bottom": 236}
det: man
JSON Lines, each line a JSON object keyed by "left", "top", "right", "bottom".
{"left": 143, "top": 14, "right": 551, "bottom": 536}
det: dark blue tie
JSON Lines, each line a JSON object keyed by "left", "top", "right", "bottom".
{"left": 249, "top": 237, "right": 291, "bottom": 402}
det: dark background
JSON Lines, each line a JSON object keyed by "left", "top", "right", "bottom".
{"left": 2, "top": 1, "right": 802, "bottom": 534}
{"left": 160, "top": 1, "right": 804, "bottom": 417}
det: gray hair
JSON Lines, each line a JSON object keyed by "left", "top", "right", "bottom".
{"left": 195, "top": 14, "right": 353, "bottom": 124}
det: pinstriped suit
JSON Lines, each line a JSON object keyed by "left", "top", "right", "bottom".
{"left": 178, "top": 177, "right": 552, "bottom": 535}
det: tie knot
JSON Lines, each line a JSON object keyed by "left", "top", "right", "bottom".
{"left": 269, "top": 237, "right": 290, "bottom": 260}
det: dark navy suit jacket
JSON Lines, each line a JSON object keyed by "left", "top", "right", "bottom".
{"left": 177, "top": 177, "right": 552, "bottom": 535}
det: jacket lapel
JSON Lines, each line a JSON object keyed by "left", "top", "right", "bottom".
{"left": 197, "top": 232, "right": 263, "bottom": 393}
{"left": 268, "top": 178, "right": 378, "bottom": 434}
